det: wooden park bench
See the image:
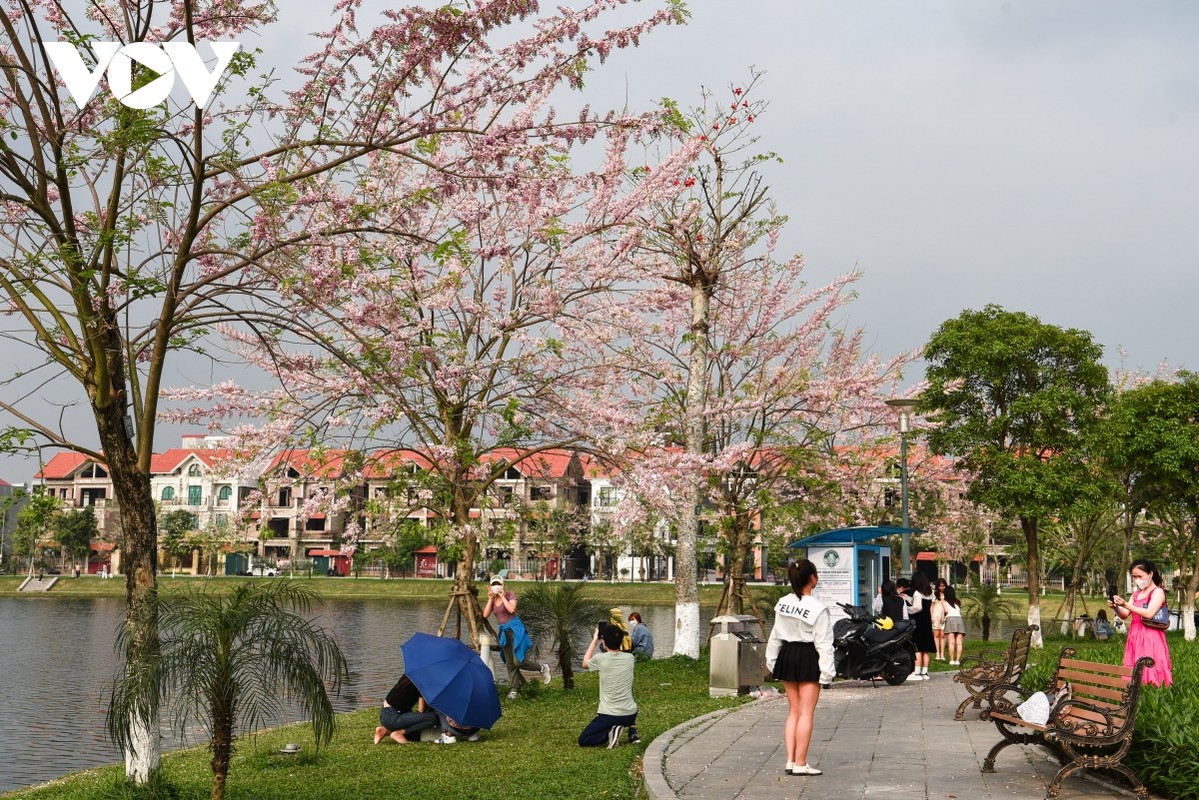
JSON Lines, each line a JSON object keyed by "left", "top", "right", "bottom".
{"left": 981, "top": 648, "right": 1154, "bottom": 800}
{"left": 952, "top": 625, "right": 1038, "bottom": 721}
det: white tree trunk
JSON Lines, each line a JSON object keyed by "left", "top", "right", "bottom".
{"left": 124, "top": 712, "right": 160, "bottom": 782}
{"left": 674, "top": 600, "right": 701, "bottom": 660}
{"left": 1028, "top": 604, "right": 1043, "bottom": 649}
{"left": 673, "top": 281, "right": 710, "bottom": 659}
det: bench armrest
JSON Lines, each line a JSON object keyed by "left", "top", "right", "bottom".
{"left": 967, "top": 648, "right": 1005, "bottom": 665}
{"left": 956, "top": 656, "right": 1005, "bottom": 683}
{"left": 985, "top": 681, "right": 1027, "bottom": 717}
{"left": 1045, "top": 699, "right": 1124, "bottom": 743}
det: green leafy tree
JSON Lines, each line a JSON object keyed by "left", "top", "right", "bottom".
{"left": 921, "top": 305, "right": 1110, "bottom": 647}
{"left": 160, "top": 510, "right": 197, "bottom": 572}
{"left": 107, "top": 581, "right": 348, "bottom": 800}
{"left": 54, "top": 507, "right": 99, "bottom": 573}
{"left": 517, "top": 582, "right": 605, "bottom": 690}
{"left": 1099, "top": 373, "right": 1199, "bottom": 639}
{"left": 14, "top": 489, "right": 61, "bottom": 576}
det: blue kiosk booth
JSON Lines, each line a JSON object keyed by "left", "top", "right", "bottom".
{"left": 786, "top": 525, "right": 924, "bottom": 620}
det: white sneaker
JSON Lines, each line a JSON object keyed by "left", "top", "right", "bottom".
{"left": 791, "top": 763, "right": 822, "bottom": 776}
{"left": 433, "top": 733, "right": 456, "bottom": 745}
{"left": 607, "top": 725, "right": 624, "bottom": 749}
{"left": 466, "top": 733, "right": 480, "bottom": 742}
{"left": 541, "top": 663, "right": 552, "bottom": 685}
{"left": 507, "top": 689, "right": 518, "bottom": 699}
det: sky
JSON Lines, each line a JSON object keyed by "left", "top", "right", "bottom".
{"left": 3, "top": 0, "right": 1197, "bottom": 484}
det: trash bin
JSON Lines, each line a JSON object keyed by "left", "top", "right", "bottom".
{"left": 709, "top": 614, "right": 768, "bottom": 698}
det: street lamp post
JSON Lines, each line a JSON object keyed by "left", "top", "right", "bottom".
{"left": 886, "top": 398, "right": 920, "bottom": 578}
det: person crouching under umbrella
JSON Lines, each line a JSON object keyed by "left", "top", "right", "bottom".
{"left": 375, "top": 674, "right": 437, "bottom": 744}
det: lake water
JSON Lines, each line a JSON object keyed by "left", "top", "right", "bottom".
{"left": 0, "top": 595, "right": 711, "bottom": 794}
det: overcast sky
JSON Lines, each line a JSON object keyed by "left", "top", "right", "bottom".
{"left": 587, "top": 0, "right": 1198, "bottom": 375}
{"left": 4, "top": 1, "right": 1196, "bottom": 484}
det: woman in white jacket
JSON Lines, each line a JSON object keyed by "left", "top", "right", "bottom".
{"left": 766, "top": 559, "right": 835, "bottom": 777}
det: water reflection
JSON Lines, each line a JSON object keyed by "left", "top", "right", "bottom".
{"left": 0, "top": 596, "right": 710, "bottom": 794}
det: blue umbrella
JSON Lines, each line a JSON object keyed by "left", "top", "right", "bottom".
{"left": 400, "top": 632, "right": 502, "bottom": 730}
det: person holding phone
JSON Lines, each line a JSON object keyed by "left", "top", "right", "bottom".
{"left": 579, "top": 623, "right": 639, "bottom": 748}
{"left": 483, "top": 575, "right": 552, "bottom": 698}
{"left": 1109, "top": 559, "right": 1173, "bottom": 687}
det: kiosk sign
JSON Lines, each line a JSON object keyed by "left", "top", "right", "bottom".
{"left": 809, "top": 546, "right": 854, "bottom": 610}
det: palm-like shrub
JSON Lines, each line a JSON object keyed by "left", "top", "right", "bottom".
{"left": 518, "top": 581, "right": 604, "bottom": 689}
{"left": 108, "top": 580, "right": 348, "bottom": 800}
{"left": 961, "top": 578, "right": 1017, "bottom": 641}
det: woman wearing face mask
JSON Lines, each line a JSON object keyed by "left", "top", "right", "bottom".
{"left": 1110, "top": 558, "right": 1173, "bottom": 687}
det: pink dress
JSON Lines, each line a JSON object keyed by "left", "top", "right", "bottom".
{"left": 1123, "top": 587, "right": 1173, "bottom": 687}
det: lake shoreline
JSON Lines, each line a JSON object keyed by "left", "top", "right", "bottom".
{"left": 0, "top": 574, "right": 741, "bottom": 605}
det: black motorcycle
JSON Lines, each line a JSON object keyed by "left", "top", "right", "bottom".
{"left": 831, "top": 602, "right": 916, "bottom": 686}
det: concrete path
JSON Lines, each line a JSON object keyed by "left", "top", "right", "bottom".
{"left": 644, "top": 673, "right": 1154, "bottom": 800}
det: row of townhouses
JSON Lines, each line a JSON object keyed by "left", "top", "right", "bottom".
{"left": 31, "top": 435, "right": 687, "bottom": 580}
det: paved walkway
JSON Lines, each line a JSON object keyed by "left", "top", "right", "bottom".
{"left": 644, "top": 673, "right": 1153, "bottom": 800}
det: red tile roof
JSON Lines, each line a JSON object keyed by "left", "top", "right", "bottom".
{"left": 149, "top": 448, "right": 243, "bottom": 475}
{"left": 264, "top": 449, "right": 352, "bottom": 479}
{"left": 34, "top": 452, "right": 99, "bottom": 480}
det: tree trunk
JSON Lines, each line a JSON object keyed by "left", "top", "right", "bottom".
{"left": 210, "top": 713, "right": 233, "bottom": 800}
{"left": 1185, "top": 514, "right": 1199, "bottom": 642}
{"left": 449, "top": 481, "right": 482, "bottom": 648}
{"left": 673, "top": 281, "right": 711, "bottom": 660}
{"left": 1021, "top": 516, "right": 1043, "bottom": 648}
{"left": 93, "top": 394, "right": 161, "bottom": 780}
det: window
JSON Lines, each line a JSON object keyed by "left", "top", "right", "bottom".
{"left": 277, "top": 487, "right": 292, "bottom": 507}
{"left": 217, "top": 485, "right": 232, "bottom": 501}
{"left": 598, "top": 487, "right": 617, "bottom": 507}
{"left": 188, "top": 464, "right": 202, "bottom": 477}
{"left": 161, "top": 486, "right": 175, "bottom": 501}
{"left": 530, "top": 485, "right": 553, "bottom": 501}
{"left": 187, "top": 485, "right": 202, "bottom": 506}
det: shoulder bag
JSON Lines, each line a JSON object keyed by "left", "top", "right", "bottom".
{"left": 1140, "top": 594, "right": 1171, "bottom": 631}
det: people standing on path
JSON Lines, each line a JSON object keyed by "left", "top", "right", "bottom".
{"left": 374, "top": 674, "right": 437, "bottom": 744}
{"left": 482, "top": 575, "right": 552, "bottom": 698}
{"left": 903, "top": 573, "right": 936, "bottom": 680}
{"left": 1110, "top": 558, "right": 1173, "bottom": 687}
{"left": 932, "top": 578, "right": 948, "bottom": 661}
{"left": 941, "top": 585, "right": 965, "bottom": 665}
{"left": 765, "top": 559, "right": 834, "bottom": 777}
{"left": 579, "top": 623, "right": 640, "bottom": 748}
{"left": 628, "top": 611, "right": 654, "bottom": 659}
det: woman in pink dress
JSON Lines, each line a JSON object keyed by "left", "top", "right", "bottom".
{"left": 1110, "top": 558, "right": 1173, "bottom": 688}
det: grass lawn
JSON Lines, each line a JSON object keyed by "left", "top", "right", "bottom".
{"left": 0, "top": 575, "right": 730, "bottom": 606}
{"left": 10, "top": 655, "right": 743, "bottom": 800}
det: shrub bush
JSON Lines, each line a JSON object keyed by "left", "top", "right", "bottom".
{"left": 1017, "top": 634, "right": 1199, "bottom": 800}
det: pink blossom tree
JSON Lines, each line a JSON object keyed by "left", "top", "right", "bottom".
{"left": 595, "top": 75, "right": 913, "bottom": 656}
{"left": 164, "top": 4, "right": 699, "bottom": 646}
{"left": 0, "top": 0, "right": 687, "bottom": 778}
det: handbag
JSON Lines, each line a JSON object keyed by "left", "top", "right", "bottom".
{"left": 1141, "top": 596, "right": 1171, "bottom": 631}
